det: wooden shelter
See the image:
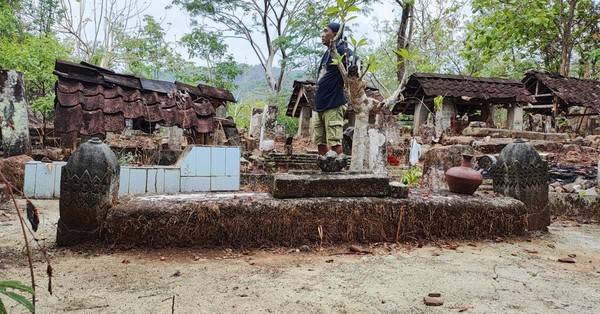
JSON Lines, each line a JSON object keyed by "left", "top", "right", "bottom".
{"left": 285, "top": 79, "right": 386, "bottom": 137}
{"left": 522, "top": 70, "right": 600, "bottom": 134}
{"left": 53, "top": 60, "right": 236, "bottom": 149}
{"left": 392, "top": 73, "right": 536, "bottom": 135}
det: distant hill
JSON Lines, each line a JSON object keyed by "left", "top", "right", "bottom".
{"left": 158, "top": 63, "right": 309, "bottom": 103}
{"left": 232, "top": 64, "right": 308, "bottom": 103}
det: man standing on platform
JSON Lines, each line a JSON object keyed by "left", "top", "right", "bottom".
{"left": 313, "top": 22, "right": 354, "bottom": 156}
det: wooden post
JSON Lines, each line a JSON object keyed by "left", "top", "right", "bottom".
{"left": 576, "top": 106, "right": 589, "bottom": 136}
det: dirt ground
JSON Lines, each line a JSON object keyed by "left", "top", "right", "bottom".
{"left": 1, "top": 198, "right": 600, "bottom": 314}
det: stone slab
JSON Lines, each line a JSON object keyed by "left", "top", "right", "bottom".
{"left": 548, "top": 192, "right": 600, "bottom": 221}
{"left": 389, "top": 181, "right": 409, "bottom": 199}
{"left": 271, "top": 173, "right": 390, "bottom": 198}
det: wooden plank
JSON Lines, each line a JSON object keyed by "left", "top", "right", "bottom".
{"left": 291, "top": 86, "right": 305, "bottom": 117}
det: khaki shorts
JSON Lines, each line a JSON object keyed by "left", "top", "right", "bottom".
{"left": 312, "top": 105, "right": 346, "bottom": 146}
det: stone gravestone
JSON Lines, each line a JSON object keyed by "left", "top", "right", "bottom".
{"left": 491, "top": 138, "right": 549, "bottom": 231}
{"left": 57, "top": 138, "right": 120, "bottom": 245}
{"left": 0, "top": 70, "right": 31, "bottom": 157}
{"left": 421, "top": 144, "right": 475, "bottom": 191}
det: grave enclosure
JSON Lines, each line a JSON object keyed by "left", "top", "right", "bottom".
{"left": 19, "top": 138, "right": 537, "bottom": 248}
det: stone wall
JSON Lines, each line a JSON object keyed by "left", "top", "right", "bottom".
{"left": 548, "top": 192, "right": 600, "bottom": 221}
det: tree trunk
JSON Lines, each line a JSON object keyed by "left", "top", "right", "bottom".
{"left": 559, "top": 0, "right": 578, "bottom": 76}
{"left": 346, "top": 75, "right": 385, "bottom": 173}
{"left": 0, "top": 70, "right": 31, "bottom": 157}
{"left": 396, "top": 2, "right": 414, "bottom": 83}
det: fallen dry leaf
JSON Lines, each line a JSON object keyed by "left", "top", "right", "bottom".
{"left": 448, "top": 305, "right": 475, "bottom": 312}
{"left": 349, "top": 245, "right": 372, "bottom": 254}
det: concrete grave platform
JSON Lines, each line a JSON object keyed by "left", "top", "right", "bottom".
{"left": 103, "top": 190, "right": 527, "bottom": 248}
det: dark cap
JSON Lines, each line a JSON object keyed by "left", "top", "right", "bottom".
{"left": 326, "top": 22, "right": 341, "bottom": 33}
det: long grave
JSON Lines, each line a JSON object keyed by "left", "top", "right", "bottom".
{"left": 57, "top": 139, "right": 528, "bottom": 247}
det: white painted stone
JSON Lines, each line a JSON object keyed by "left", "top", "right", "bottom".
{"left": 211, "top": 147, "right": 226, "bottom": 176}
{"left": 23, "top": 145, "right": 242, "bottom": 197}
{"left": 154, "top": 168, "right": 165, "bottom": 193}
{"left": 195, "top": 146, "right": 212, "bottom": 176}
{"left": 119, "top": 166, "right": 131, "bottom": 196}
{"left": 177, "top": 146, "right": 197, "bottom": 176}
{"left": 164, "top": 168, "right": 180, "bottom": 193}
{"left": 260, "top": 139, "right": 275, "bottom": 151}
{"left": 368, "top": 128, "right": 387, "bottom": 174}
{"left": 34, "top": 162, "right": 55, "bottom": 198}
{"left": 23, "top": 162, "right": 38, "bottom": 197}
{"left": 52, "top": 162, "right": 66, "bottom": 197}
{"left": 129, "top": 168, "right": 147, "bottom": 194}
{"left": 225, "top": 147, "right": 240, "bottom": 176}
{"left": 507, "top": 105, "right": 524, "bottom": 131}
{"left": 146, "top": 168, "right": 158, "bottom": 194}
{"left": 211, "top": 176, "right": 240, "bottom": 191}
{"left": 181, "top": 176, "right": 210, "bottom": 192}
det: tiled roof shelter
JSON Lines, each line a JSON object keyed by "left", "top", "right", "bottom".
{"left": 285, "top": 79, "right": 386, "bottom": 137}
{"left": 522, "top": 70, "right": 600, "bottom": 115}
{"left": 390, "top": 73, "right": 537, "bottom": 135}
{"left": 393, "top": 73, "right": 536, "bottom": 115}
{"left": 285, "top": 79, "right": 384, "bottom": 117}
{"left": 53, "top": 60, "right": 236, "bottom": 137}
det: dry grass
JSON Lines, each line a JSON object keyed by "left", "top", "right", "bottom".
{"left": 103, "top": 192, "right": 527, "bottom": 248}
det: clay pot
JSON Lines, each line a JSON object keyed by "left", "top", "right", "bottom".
{"left": 445, "top": 154, "right": 483, "bottom": 195}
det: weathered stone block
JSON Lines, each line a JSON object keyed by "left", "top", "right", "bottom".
{"left": 157, "top": 149, "right": 181, "bottom": 165}
{"left": 271, "top": 172, "right": 389, "bottom": 198}
{"left": 389, "top": 181, "right": 409, "bottom": 198}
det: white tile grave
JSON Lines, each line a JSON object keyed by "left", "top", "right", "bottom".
{"left": 24, "top": 145, "right": 240, "bottom": 198}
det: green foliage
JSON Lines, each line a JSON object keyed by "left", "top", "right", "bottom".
{"left": 0, "top": 2, "right": 69, "bottom": 121}
{"left": 118, "top": 15, "right": 197, "bottom": 82}
{"left": 463, "top": 0, "right": 598, "bottom": 77}
{"left": 117, "top": 152, "right": 136, "bottom": 166}
{"left": 174, "top": 0, "right": 335, "bottom": 95}
{"left": 0, "top": 280, "right": 35, "bottom": 314}
{"left": 228, "top": 99, "right": 266, "bottom": 131}
{"left": 181, "top": 28, "right": 243, "bottom": 90}
{"left": 325, "top": 0, "right": 360, "bottom": 24}
{"left": 394, "top": 48, "right": 420, "bottom": 66}
{"left": 433, "top": 95, "right": 444, "bottom": 111}
{"left": 277, "top": 115, "right": 299, "bottom": 137}
{"left": 401, "top": 166, "right": 422, "bottom": 186}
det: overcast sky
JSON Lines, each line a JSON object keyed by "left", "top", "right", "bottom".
{"left": 146, "top": 0, "right": 399, "bottom": 65}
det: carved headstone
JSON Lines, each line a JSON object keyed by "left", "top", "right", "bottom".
{"left": 248, "top": 108, "right": 263, "bottom": 139}
{"left": 0, "top": 70, "right": 31, "bottom": 156}
{"left": 57, "top": 138, "right": 120, "bottom": 245}
{"left": 259, "top": 105, "right": 278, "bottom": 151}
{"left": 491, "top": 138, "right": 549, "bottom": 231}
